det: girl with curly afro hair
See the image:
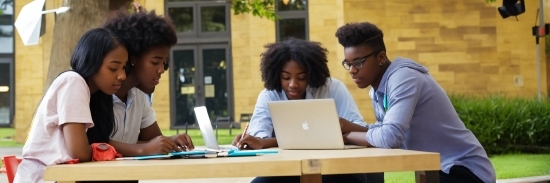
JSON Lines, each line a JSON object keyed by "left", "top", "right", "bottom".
{"left": 336, "top": 22, "right": 496, "bottom": 183}
{"left": 232, "top": 38, "right": 371, "bottom": 183}
{"left": 100, "top": 9, "right": 195, "bottom": 161}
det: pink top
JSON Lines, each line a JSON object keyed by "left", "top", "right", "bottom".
{"left": 16, "top": 71, "right": 94, "bottom": 182}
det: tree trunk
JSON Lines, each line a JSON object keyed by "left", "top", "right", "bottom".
{"left": 45, "top": 0, "right": 110, "bottom": 90}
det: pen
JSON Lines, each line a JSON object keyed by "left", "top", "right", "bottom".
{"left": 241, "top": 122, "right": 250, "bottom": 149}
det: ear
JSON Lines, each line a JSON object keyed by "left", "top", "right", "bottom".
{"left": 377, "top": 51, "right": 387, "bottom": 65}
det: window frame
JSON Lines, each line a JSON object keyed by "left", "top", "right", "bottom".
{"left": 0, "top": 0, "right": 15, "bottom": 127}
{"left": 275, "top": 0, "right": 309, "bottom": 41}
{"left": 166, "top": 1, "right": 231, "bottom": 44}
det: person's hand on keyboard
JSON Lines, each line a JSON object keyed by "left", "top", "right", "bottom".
{"left": 140, "top": 136, "right": 178, "bottom": 155}
{"left": 169, "top": 134, "right": 195, "bottom": 151}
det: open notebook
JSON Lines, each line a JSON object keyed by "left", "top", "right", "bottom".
{"left": 115, "top": 149, "right": 279, "bottom": 160}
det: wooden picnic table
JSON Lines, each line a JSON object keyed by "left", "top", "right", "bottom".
{"left": 44, "top": 148, "right": 440, "bottom": 183}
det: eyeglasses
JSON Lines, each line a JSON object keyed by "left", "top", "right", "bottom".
{"left": 341, "top": 51, "right": 380, "bottom": 70}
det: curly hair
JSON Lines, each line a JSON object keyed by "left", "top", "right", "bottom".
{"left": 335, "top": 22, "right": 386, "bottom": 52}
{"left": 102, "top": 9, "right": 177, "bottom": 73}
{"left": 260, "top": 38, "right": 330, "bottom": 92}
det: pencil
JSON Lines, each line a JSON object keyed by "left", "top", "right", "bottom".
{"left": 241, "top": 122, "right": 250, "bottom": 148}
{"left": 241, "top": 122, "right": 249, "bottom": 139}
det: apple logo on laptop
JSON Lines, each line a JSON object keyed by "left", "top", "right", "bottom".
{"left": 302, "top": 121, "right": 309, "bottom": 130}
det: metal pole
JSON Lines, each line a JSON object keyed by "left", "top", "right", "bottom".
{"left": 537, "top": 0, "right": 544, "bottom": 101}
{"left": 537, "top": 40, "right": 541, "bottom": 101}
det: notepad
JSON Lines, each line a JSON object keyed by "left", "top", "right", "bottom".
{"left": 115, "top": 150, "right": 209, "bottom": 160}
{"left": 224, "top": 149, "right": 279, "bottom": 157}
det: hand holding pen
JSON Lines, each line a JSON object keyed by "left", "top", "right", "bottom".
{"left": 240, "top": 122, "right": 250, "bottom": 148}
{"left": 232, "top": 123, "right": 264, "bottom": 150}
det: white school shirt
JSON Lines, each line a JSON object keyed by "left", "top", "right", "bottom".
{"left": 15, "top": 71, "right": 94, "bottom": 183}
{"left": 110, "top": 87, "right": 156, "bottom": 144}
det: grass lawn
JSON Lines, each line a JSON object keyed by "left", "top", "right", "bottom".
{"left": 0, "top": 128, "right": 243, "bottom": 147}
{"left": 1, "top": 128, "right": 549, "bottom": 181}
{"left": 0, "top": 128, "right": 21, "bottom": 147}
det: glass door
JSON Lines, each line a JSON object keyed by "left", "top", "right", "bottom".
{"left": 171, "top": 46, "right": 198, "bottom": 127}
{"left": 200, "top": 45, "right": 229, "bottom": 122}
{"left": 170, "top": 44, "right": 231, "bottom": 128}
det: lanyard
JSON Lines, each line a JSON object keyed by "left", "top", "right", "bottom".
{"left": 382, "top": 83, "right": 389, "bottom": 112}
{"left": 383, "top": 93, "right": 388, "bottom": 112}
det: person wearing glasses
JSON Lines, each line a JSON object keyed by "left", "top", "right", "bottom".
{"left": 335, "top": 22, "right": 496, "bottom": 183}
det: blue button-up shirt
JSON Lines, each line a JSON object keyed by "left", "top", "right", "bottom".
{"left": 366, "top": 57, "right": 496, "bottom": 183}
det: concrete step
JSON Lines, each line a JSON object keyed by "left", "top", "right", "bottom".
{"left": 497, "top": 175, "right": 550, "bottom": 183}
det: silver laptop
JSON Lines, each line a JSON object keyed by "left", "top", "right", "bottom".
{"left": 193, "top": 106, "right": 237, "bottom": 151}
{"left": 267, "top": 99, "right": 366, "bottom": 150}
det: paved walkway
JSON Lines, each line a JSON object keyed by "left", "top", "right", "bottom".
{"left": 0, "top": 147, "right": 20, "bottom": 159}
{"left": 1, "top": 147, "right": 549, "bottom": 183}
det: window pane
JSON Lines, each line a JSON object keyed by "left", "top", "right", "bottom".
{"left": 0, "top": 25, "right": 13, "bottom": 53}
{"left": 0, "top": 63, "right": 10, "bottom": 125}
{"left": 0, "top": 1, "right": 13, "bottom": 54}
{"left": 277, "top": 0, "right": 307, "bottom": 11}
{"left": 201, "top": 6, "right": 226, "bottom": 32}
{"left": 169, "top": 7, "right": 194, "bottom": 33}
{"left": 278, "top": 18, "right": 306, "bottom": 41}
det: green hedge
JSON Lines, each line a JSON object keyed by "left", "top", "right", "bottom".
{"left": 449, "top": 95, "right": 550, "bottom": 155}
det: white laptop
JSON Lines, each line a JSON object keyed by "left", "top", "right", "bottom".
{"left": 193, "top": 106, "right": 238, "bottom": 151}
{"left": 267, "top": 99, "right": 366, "bottom": 150}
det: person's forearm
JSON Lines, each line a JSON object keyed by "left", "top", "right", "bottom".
{"left": 108, "top": 140, "right": 145, "bottom": 157}
{"left": 138, "top": 122, "right": 163, "bottom": 141}
{"left": 347, "top": 122, "right": 369, "bottom": 132}
{"left": 62, "top": 123, "right": 92, "bottom": 162}
{"left": 344, "top": 132, "right": 372, "bottom": 146}
{"left": 260, "top": 138, "right": 278, "bottom": 149}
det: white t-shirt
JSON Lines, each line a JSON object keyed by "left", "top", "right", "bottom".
{"left": 15, "top": 71, "right": 94, "bottom": 183}
{"left": 110, "top": 87, "right": 156, "bottom": 144}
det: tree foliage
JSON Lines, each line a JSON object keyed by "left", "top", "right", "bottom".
{"left": 231, "top": 0, "right": 279, "bottom": 20}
